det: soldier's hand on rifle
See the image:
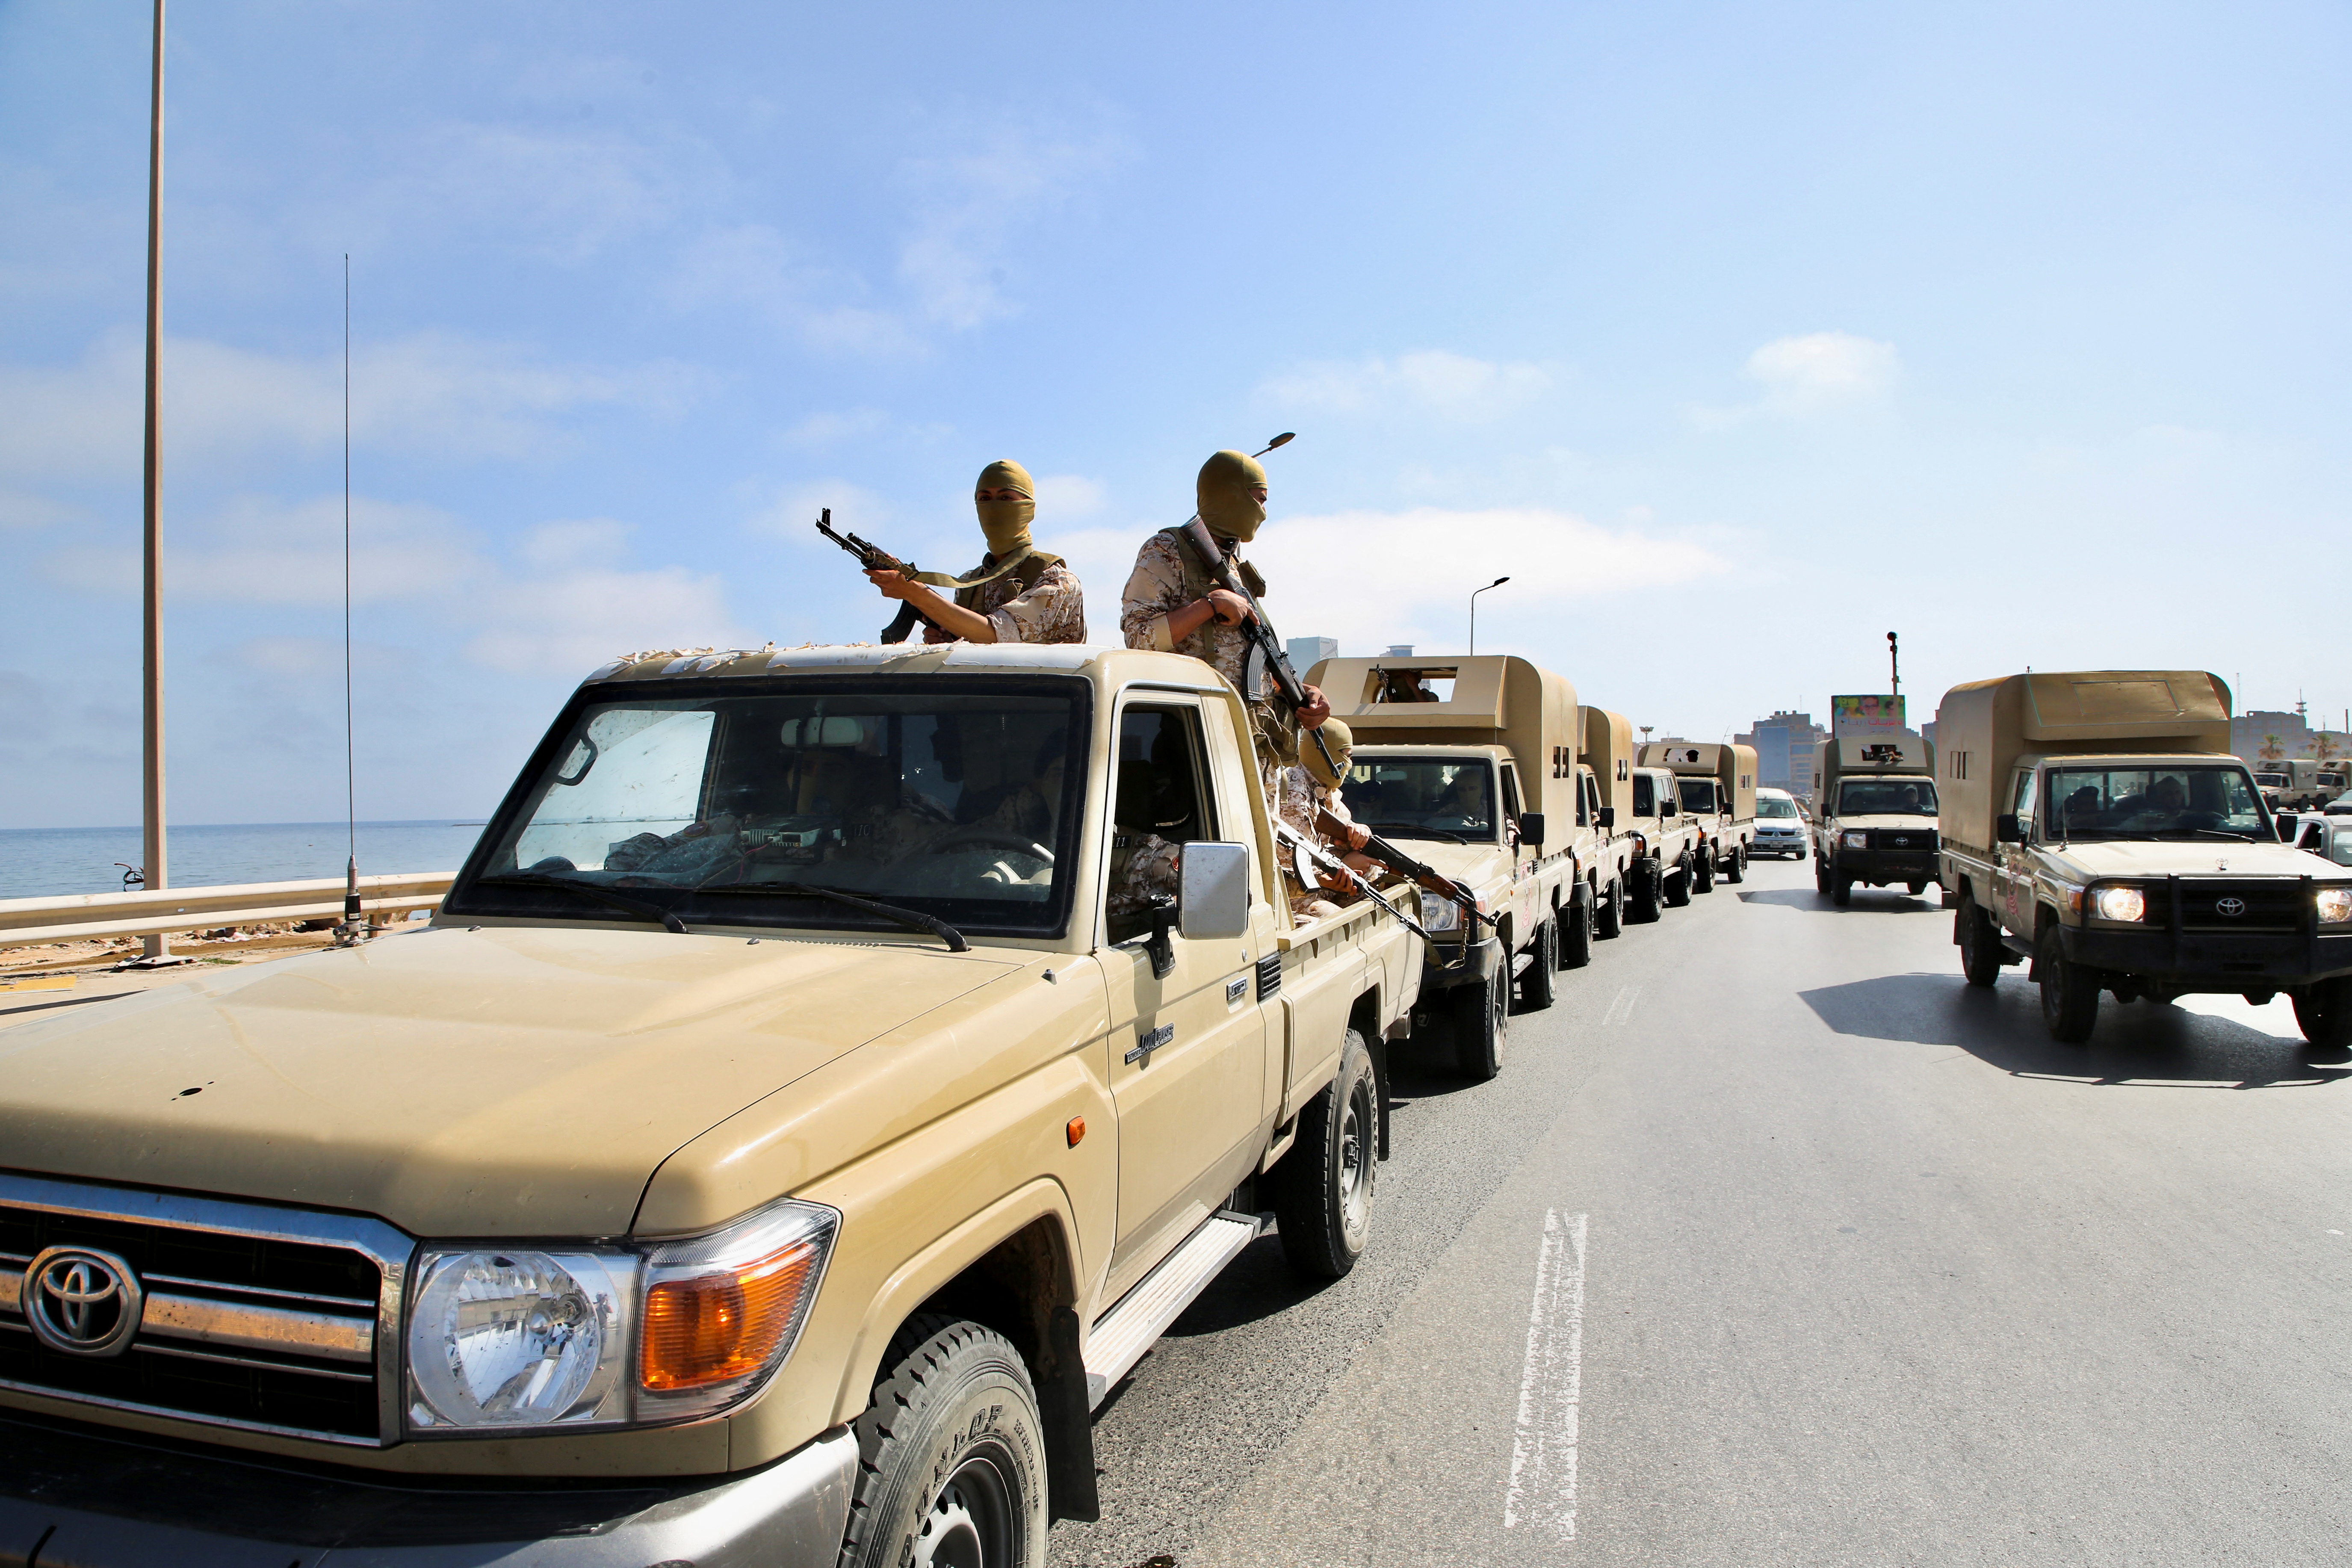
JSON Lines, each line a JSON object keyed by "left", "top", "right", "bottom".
{"left": 1335, "top": 818, "right": 1371, "bottom": 854}
{"left": 1207, "top": 588, "right": 1253, "bottom": 626}
{"left": 1300, "top": 683, "right": 1331, "bottom": 727}
{"left": 866, "top": 567, "right": 916, "bottom": 601}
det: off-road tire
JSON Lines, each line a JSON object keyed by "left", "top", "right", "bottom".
{"left": 1814, "top": 854, "right": 1834, "bottom": 895}
{"left": 1907, "top": 880, "right": 1928, "bottom": 896}
{"left": 1628, "top": 861, "right": 1662, "bottom": 923}
{"left": 842, "top": 1315, "right": 1050, "bottom": 1568}
{"left": 1595, "top": 876, "right": 1624, "bottom": 939}
{"left": 1274, "top": 1028, "right": 1379, "bottom": 1278}
{"left": 1452, "top": 966, "right": 1507, "bottom": 1080}
{"left": 1832, "top": 876, "right": 1853, "bottom": 907}
{"left": 2292, "top": 976, "right": 2352, "bottom": 1052}
{"left": 1560, "top": 889, "right": 1594, "bottom": 969}
{"left": 2037, "top": 923, "right": 2100, "bottom": 1044}
{"left": 1520, "top": 917, "right": 1558, "bottom": 1010}
{"left": 1664, "top": 853, "right": 1693, "bottom": 907}
{"left": 1956, "top": 892, "right": 2002, "bottom": 988}
{"left": 1693, "top": 848, "right": 1716, "bottom": 894}
{"left": 1723, "top": 845, "right": 1746, "bottom": 884}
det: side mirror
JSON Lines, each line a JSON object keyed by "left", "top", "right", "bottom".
{"left": 1178, "top": 842, "right": 1252, "bottom": 942}
{"left": 2279, "top": 817, "right": 2301, "bottom": 842}
{"left": 1996, "top": 814, "right": 2024, "bottom": 844}
{"left": 1597, "top": 806, "right": 1616, "bottom": 829}
{"left": 1518, "top": 812, "right": 1545, "bottom": 847}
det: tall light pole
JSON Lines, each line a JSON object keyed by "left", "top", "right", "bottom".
{"left": 1469, "top": 576, "right": 1509, "bottom": 656}
{"left": 1887, "top": 630, "right": 1900, "bottom": 702}
{"left": 139, "top": 0, "right": 170, "bottom": 961}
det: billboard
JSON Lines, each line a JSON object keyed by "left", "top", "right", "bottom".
{"left": 1831, "top": 694, "right": 1905, "bottom": 739}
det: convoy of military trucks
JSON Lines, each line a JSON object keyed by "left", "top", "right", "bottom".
{"left": 2, "top": 647, "right": 2346, "bottom": 1565}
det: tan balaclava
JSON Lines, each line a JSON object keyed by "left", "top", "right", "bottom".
{"left": 1197, "top": 449, "right": 1268, "bottom": 543}
{"left": 1303, "top": 718, "right": 1353, "bottom": 790}
{"left": 975, "top": 459, "right": 1036, "bottom": 557}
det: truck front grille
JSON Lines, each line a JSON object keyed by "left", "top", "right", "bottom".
{"left": 0, "top": 1174, "right": 408, "bottom": 1446}
{"left": 1869, "top": 829, "right": 1938, "bottom": 853}
{"left": 2172, "top": 880, "right": 2305, "bottom": 933}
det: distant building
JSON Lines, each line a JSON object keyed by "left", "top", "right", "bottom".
{"left": 1737, "top": 710, "right": 1825, "bottom": 797}
{"left": 2232, "top": 708, "right": 2343, "bottom": 763}
{"left": 1288, "top": 636, "right": 1338, "bottom": 671}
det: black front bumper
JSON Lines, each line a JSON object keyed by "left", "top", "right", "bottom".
{"left": 2064, "top": 925, "right": 2352, "bottom": 990}
{"left": 1421, "top": 934, "right": 1502, "bottom": 990}
{"left": 1832, "top": 847, "right": 1939, "bottom": 885}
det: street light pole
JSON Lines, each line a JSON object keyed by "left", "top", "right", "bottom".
{"left": 140, "top": 0, "right": 169, "bottom": 961}
{"left": 1469, "top": 576, "right": 1510, "bottom": 656}
{"left": 1887, "top": 630, "right": 1900, "bottom": 702}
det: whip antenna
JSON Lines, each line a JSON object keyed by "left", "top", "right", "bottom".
{"left": 339, "top": 255, "right": 362, "bottom": 945}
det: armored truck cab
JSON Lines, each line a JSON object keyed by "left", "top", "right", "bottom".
{"left": 1638, "top": 740, "right": 1758, "bottom": 889}
{"left": 1936, "top": 669, "right": 2352, "bottom": 1046}
{"left": 1311, "top": 654, "right": 1584, "bottom": 1079}
{"left": 1813, "top": 731, "right": 1940, "bottom": 906}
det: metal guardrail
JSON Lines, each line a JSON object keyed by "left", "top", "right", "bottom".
{"left": 0, "top": 872, "right": 456, "bottom": 948}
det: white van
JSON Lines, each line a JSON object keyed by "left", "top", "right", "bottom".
{"left": 1753, "top": 787, "right": 1807, "bottom": 858}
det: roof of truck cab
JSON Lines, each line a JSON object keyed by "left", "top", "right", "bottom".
{"left": 577, "top": 642, "right": 1223, "bottom": 688}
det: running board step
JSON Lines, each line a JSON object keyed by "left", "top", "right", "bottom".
{"left": 1084, "top": 1212, "right": 1263, "bottom": 1410}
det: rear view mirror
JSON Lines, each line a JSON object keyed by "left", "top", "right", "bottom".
{"left": 1597, "top": 806, "right": 1616, "bottom": 829}
{"left": 1179, "top": 842, "right": 1252, "bottom": 941}
{"left": 1518, "top": 812, "right": 1545, "bottom": 847}
{"left": 1996, "top": 814, "right": 2024, "bottom": 844}
{"left": 2279, "top": 817, "right": 2301, "bottom": 842}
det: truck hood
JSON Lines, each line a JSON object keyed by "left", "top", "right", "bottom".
{"left": 0, "top": 925, "right": 1021, "bottom": 1239}
{"left": 2039, "top": 839, "right": 2350, "bottom": 882}
{"left": 1387, "top": 839, "right": 1511, "bottom": 893}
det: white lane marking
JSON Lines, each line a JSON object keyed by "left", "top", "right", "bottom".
{"left": 1601, "top": 985, "right": 1640, "bottom": 1026}
{"left": 1504, "top": 1209, "right": 1587, "bottom": 1540}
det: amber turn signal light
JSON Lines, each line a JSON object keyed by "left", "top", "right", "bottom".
{"left": 1066, "top": 1116, "right": 1086, "bottom": 1147}
{"left": 640, "top": 1239, "right": 822, "bottom": 1391}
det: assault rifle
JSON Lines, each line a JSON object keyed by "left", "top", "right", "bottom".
{"left": 1271, "top": 819, "right": 1440, "bottom": 948}
{"left": 815, "top": 508, "right": 938, "bottom": 644}
{"left": 1177, "top": 515, "right": 1344, "bottom": 781}
{"left": 1314, "top": 803, "right": 1497, "bottom": 930}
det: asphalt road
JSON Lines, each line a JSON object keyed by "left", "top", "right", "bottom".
{"left": 1050, "top": 853, "right": 2352, "bottom": 1568}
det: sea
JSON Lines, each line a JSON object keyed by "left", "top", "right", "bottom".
{"left": 0, "top": 821, "right": 489, "bottom": 901}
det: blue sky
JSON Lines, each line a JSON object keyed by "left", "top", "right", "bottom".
{"left": 4, "top": 0, "right": 2348, "bottom": 828}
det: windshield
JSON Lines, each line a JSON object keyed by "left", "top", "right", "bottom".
{"left": 1341, "top": 757, "right": 1499, "bottom": 842}
{"left": 1756, "top": 797, "right": 1800, "bottom": 818}
{"left": 1676, "top": 778, "right": 1716, "bottom": 813}
{"left": 2254, "top": 773, "right": 2290, "bottom": 787}
{"left": 2042, "top": 764, "right": 2266, "bottom": 841}
{"left": 447, "top": 679, "right": 1087, "bottom": 936}
{"left": 1837, "top": 778, "right": 1937, "bottom": 816}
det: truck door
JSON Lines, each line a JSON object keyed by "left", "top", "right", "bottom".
{"left": 1998, "top": 767, "right": 2038, "bottom": 934}
{"left": 1099, "top": 696, "right": 1270, "bottom": 1273}
{"left": 1500, "top": 761, "right": 1534, "bottom": 923}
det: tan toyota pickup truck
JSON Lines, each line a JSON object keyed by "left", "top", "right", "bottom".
{"left": 0, "top": 642, "right": 1423, "bottom": 1567}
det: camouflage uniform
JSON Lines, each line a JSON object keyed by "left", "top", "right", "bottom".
{"left": 1118, "top": 529, "right": 1297, "bottom": 798}
{"left": 927, "top": 553, "right": 1086, "bottom": 645}
{"left": 1106, "top": 830, "right": 1182, "bottom": 922}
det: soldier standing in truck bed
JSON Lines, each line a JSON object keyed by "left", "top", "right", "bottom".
{"left": 1119, "top": 448, "right": 1330, "bottom": 794}
{"left": 865, "top": 460, "right": 1086, "bottom": 644}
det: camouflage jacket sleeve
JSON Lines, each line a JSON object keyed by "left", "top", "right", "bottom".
{"left": 1118, "top": 532, "right": 1191, "bottom": 652}
{"left": 981, "top": 560, "right": 1087, "bottom": 645}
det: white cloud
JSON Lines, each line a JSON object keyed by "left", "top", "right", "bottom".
{"left": 464, "top": 561, "right": 745, "bottom": 676}
{"left": 0, "top": 330, "right": 704, "bottom": 484}
{"left": 1032, "top": 474, "right": 1106, "bottom": 518}
{"left": 747, "top": 478, "right": 893, "bottom": 540}
{"left": 896, "top": 121, "right": 1127, "bottom": 331}
{"left": 40, "top": 494, "right": 482, "bottom": 605}
{"left": 1737, "top": 331, "right": 1899, "bottom": 417}
{"left": 376, "top": 122, "right": 701, "bottom": 263}
{"left": 1260, "top": 351, "right": 1554, "bottom": 422}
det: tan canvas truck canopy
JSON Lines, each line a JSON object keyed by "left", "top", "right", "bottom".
{"left": 1935, "top": 669, "right": 2232, "bottom": 854}
{"left": 1310, "top": 654, "right": 1581, "bottom": 827}
{"left": 1580, "top": 705, "right": 1635, "bottom": 826}
{"left": 1634, "top": 741, "right": 1757, "bottom": 820}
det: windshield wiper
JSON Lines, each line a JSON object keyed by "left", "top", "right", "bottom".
{"left": 473, "top": 873, "right": 690, "bottom": 933}
{"left": 687, "top": 882, "right": 969, "bottom": 953}
{"left": 1368, "top": 821, "right": 1469, "bottom": 844}
{"left": 2181, "top": 827, "right": 2253, "bottom": 843}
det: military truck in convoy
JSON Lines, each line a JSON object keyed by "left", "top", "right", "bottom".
{"left": 1579, "top": 705, "right": 1640, "bottom": 944}
{"left": 2256, "top": 758, "right": 2350, "bottom": 813}
{"left": 1638, "top": 741, "right": 1758, "bottom": 889}
{"left": 0, "top": 642, "right": 1429, "bottom": 1566}
{"left": 1624, "top": 765, "right": 1702, "bottom": 921}
{"left": 1310, "top": 653, "right": 1584, "bottom": 1081}
{"left": 1937, "top": 669, "right": 2352, "bottom": 1047}
{"left": 1813, "top": 726, "right": 1941, "bottom": 906}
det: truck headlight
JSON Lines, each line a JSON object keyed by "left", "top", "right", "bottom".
{"left": 405, "top": 1199, "right": 837, "bottom": 1435}
{"left": 2092, "top": 886, "right": 2146, "bottom": 923}
{"left": 2319, "top": 888, "right": 2352, "bottom": 925}
{"left": 407, "top": 1250, "right": 635, "bottom": 1430}
{"left": 1842, "top": 831, "right": 1868, "bottom": 849}
{"left": 1419, "top": 893, "right": 1463, "bottom": 933}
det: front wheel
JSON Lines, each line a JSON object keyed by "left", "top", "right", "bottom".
{"left": 1814, "top": 854, "right": 1833, "bottom": 895}
{"left": 1664, "top": 853, "right": 1693, "bottom": 907}
{"left": 1519, "top": 917, "right": 1558, "bottom": 1010}
{"left": 1907, "top": 880, "right": 1928, "bottom": 896}
{"left": 1451, "top": 966, "right": 1507, "bottom": 1080}
{"left": 1832, "top": 877, "right": 1853, "bottom": 907}
{"left": 1594, "top": 876, "right": 1624, "bottom": 939}
{"left": 2037, "top": 923, "right": 2100, "bottom": 1043}
{"left": 2293, "top": 976, "right": 2352, "bottom": 1052}
{"left": 1559, "top": 891, "right": 1593, "bottom": 969}
{"left": 842, "top": 1316, "right": 1050, "bottom": 1568}
{"left": 1274, "top": 1028, "right": 1379, "bottom": 1277}
{"left": 1956, "top": 891, "right": 2001, "bottom": 987}
{"left": 1723, "top": 845, "right": 1746, "bottom": 884}
{"left": 1628, "top": 862, "right": 1662, "bottom": 923}
{"left": 1693, "top": 847, "right": 1716, "bottom": 894}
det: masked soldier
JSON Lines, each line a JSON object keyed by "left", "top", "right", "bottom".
{"left": 1119, "top": 449, "right": 1330, "bottom": 791}
{"left": 866, "top": 460, "right": 1086, "bottom": 644}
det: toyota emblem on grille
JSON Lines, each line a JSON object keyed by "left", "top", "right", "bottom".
{"left": 24, "top": 1246, "right": 144, "bottom": 1358}
{"left": 2215, "top": 897, "right": 2247, "bottom": 918}
{"left": 1893, "top": 836, "right": 1909, "bottom": 846}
